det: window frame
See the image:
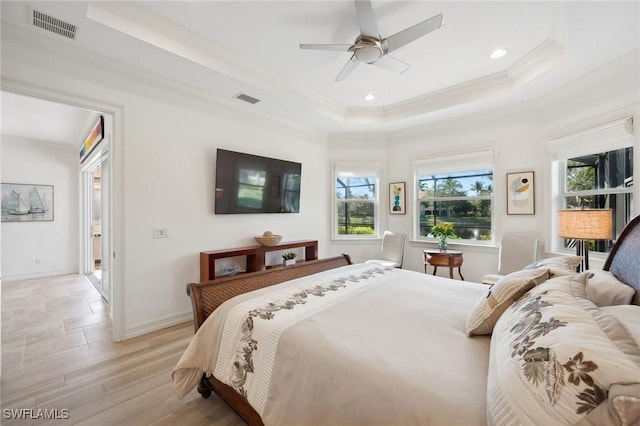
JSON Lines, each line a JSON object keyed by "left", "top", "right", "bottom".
{"left": 548, "top": 117, "right": 635, "bottom": 255}
{"left": 331, "top": 161, "right": 381, "bottom": 240}
{"left": 413, "top": 150, "right": 495, "bottom": 244}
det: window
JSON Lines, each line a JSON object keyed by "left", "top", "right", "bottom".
{"left": 333, "top": 162, "right": 380, "bottom": 238}
{"left": 414, "top": 151, "right": 494, "bottom": 242}
{"left": 549, "top": 118, "right": 634, "bottom": 255}
{"left": 237, "top": 168, "right": 266, "bottom": 209}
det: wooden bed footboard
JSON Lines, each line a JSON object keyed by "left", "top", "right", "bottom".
{"left": 186, "top": 254, "right": 353, "bottom": 332}
{"left": 186, "top": 254, "right": 353, "bottom": 425}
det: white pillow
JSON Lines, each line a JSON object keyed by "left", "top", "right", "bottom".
{"left": 585, "top": 269, "right": 635, "bottom": 306}
{"left": 523, "top": 255, "right": 582, "bottom": 277}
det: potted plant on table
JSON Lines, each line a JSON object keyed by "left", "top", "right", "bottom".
{"left": 282, "top": 252, "right": 297, "bottom": 266}
{"left": 430, "top": 223, "right": 456, "bottom": 252}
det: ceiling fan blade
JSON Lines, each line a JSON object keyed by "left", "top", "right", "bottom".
{"left": 335, "top": 54, "right": 359, "bottom": 81}
{"left": 354, "top": 0, "right": 380, "bottom": 38}
{"left": 385, "top": 13, "right": 443, "bottom": 53}
{"left": 299, "top": 43, "right": 353, "bottom": 52}
{"left": 371, "top": 54, "right": 409, "bottom": 74}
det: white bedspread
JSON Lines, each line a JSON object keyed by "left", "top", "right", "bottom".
{"left": 172, "top": 263, "right": 491, "bottom": 425}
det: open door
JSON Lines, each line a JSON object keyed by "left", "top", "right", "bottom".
{"left": 82, "top": 137, "right": 111, "bottom": 304}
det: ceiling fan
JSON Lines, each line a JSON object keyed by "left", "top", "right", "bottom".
{"left": 300, "top": 0, "right": 443, "bottom": 81}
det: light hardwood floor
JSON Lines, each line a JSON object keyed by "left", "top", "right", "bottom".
{"left": 1, "top": 274, "right": 245, "bottom": 425}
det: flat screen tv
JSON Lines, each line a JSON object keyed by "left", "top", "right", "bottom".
{"left": 215, "top": 149, "right": 301, "bottom": 214}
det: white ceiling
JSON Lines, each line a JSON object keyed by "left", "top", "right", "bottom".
{"left": 1, "top": 1, "right": 639, "bottom": 139}
{"left": 0, "top": 91, "right": 97, "bottom": 145}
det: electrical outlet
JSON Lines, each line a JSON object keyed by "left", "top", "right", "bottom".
{"left": 152, "top": 228, "right": 170, "bottom": 239}
{"left": 35, "top": 258, "right": 41, "bottom": 265}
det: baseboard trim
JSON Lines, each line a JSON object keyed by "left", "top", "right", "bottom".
{"left": 1, "top": 269, "right": 79, "bottom": 282}
{"left": 125, "top": 310, "right": 193, "bottom": 339}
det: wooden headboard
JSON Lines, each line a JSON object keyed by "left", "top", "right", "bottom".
{"left": 186, "top": 254, "right": 353, "bottom": 332}
{"left": 603, "top": 214, "right": 640, "bottom": 305}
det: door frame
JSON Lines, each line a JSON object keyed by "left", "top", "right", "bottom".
{"left": 81, "top": 145, "right": 110, "bottom": 302}
{"left": 1, "top": 79, "right": 126, "bottom": 342}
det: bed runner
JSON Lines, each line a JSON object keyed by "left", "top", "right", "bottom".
{"left": 213, "top": 264, "right": 393, "bottom": 415}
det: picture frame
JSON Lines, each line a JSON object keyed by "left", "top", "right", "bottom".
{"left": 506, "top": 171, "right": 535, "bottom": 215}
{"left": 80, "top": 115, "right": 104, "bottom": 163}
{"left": 1, "top": 183, "right": 54, "bottom": 222}
{"left": 389, "top": 182, "right": 406, "bottom": 215}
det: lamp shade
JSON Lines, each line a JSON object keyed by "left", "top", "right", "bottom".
{"left": 558, "top": 209, "right": 612, "bottom": 240}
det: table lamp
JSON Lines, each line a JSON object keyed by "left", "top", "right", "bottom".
{"left": 558, "top": 208, "right": 612, "bottom": 272}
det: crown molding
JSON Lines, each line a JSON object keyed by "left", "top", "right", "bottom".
{"left": 86, "top": 2, "right": 346, "bottom": 123}
{"left": 85, "top": 2, "right": 566, "bottom": 128}
{"left": 1, "top": 22, "right": 327, "bottom": 140}
{"left": 4, "top": 2, "right": 571, "bottom": 131}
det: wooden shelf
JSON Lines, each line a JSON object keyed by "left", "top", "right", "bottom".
{"left": 200, "top": 239, "right": 318, "bottom": 281}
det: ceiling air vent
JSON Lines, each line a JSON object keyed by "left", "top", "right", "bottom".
{"left": 234, "top": 93, "right": 261, "bottom": 105}
{"left": 31, "top": 9, "right": 77, "bottom": 40}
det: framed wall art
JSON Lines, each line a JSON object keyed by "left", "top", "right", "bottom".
{"left": 506, "top": 171, "right": 535, "bottom": 215}
{"left": 1, "top": 183, "right": 54, "bottom": 222}
{"left": 80, "top": 115, "right": 104, "bottom": 163}
{"left": 389, "top": 182, "right": 406, "bottom": 215}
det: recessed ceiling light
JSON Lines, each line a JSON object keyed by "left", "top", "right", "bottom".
{"left": 489, "top": 48, "right": 508, "bottom": 59}
{"left": 364, "top": 93, "right": 376, "bottom": 101}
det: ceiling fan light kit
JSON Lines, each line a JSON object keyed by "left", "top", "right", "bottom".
{"left": 299, "top": 0, "right": 443, "bottom": 81}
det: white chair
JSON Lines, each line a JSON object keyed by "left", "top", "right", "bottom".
{"left": 365, "top": 231, "right": 408, "bottom": 268}
{"left": 482, "top": 233, "right": 539, "bottom": 285}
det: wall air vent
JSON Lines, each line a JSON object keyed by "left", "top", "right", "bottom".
{"left": 233, "top": 93, "right": 261, "bottom": 105}
{"left": 31, "top": 9, "right": 77, "bottom": 40}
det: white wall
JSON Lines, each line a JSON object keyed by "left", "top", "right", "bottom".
{"left": 327, "top": 50, "right": 640, "bottom": 283}
{"left": 329, "top": 107, "right": 548, "bottom": 283}
{"left": 1, "top": 26, "right": 331, "bottom": 337}
{"left": 1, "top": 24, "right": 637, "bottom": 337}
{"left": 1, "top": 136, "right": 79, "bottom": 279}
{"left": 121, "top": 96, "right": 330, "bottom": 330}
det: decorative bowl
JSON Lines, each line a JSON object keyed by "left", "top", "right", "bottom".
{"left": 255, "top": 234, "right": 283, "bottom": 246}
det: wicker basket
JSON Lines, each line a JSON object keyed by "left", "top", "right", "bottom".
{"left": 255, "top": 235, "right": 283, "bottom": 246}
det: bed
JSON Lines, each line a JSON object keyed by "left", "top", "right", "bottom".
{"left": 173, "top": 215, "right": 640, "bottom": 426}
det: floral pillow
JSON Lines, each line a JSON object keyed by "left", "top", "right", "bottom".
{"left": 523, "top": 255, "right": 582, "bottom": 277}
{"left": 465, "top": 268, "right": 550, "bottom": 336}
{"left": 487, "top": 273, "right": 640, "bottom": 426}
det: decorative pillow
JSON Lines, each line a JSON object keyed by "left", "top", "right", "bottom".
{"left": 601, "top": 305, "right": 640, "bottom": 343}
{"left": 465, "top": 268, "right": 550, "bottom": 336}
{"left": 523, "top": 255, "right": 582, "bottom": 277}
{"left": 487, "top": 273, "right": 640, "bottom": 426}
{"left": 585, "top": 269, "right": 635, "bottom": 307}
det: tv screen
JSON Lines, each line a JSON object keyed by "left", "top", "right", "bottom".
{"left": 215, "top": 149, "right": 301, "bottom": 214}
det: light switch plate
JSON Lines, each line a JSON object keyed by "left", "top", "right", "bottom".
{"left": 152, "top": 228, "right": 170, "bottom": 238}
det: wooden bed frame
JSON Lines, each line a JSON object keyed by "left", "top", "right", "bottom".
{"left": 186, "top": 254, "right": 353, "bottom": 426}
{"left": 603, "top": 213, "right": 640, "bottom": 304}
{"left": 185, "top": 216, "right": 640, "bottom": 425}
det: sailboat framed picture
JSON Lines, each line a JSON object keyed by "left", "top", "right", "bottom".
{"left": 1, "top": 183, "right": 54, "bottom": 222}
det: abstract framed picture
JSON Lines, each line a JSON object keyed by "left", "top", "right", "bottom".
{"left": 506, "top": 171, "right": 535, "bottom": 215}
{"left": 1, "top": 183, "right": 54, "bottom": 222}
{"left": 389, "top": 182, "right": 406, "bottom": 215}
{"left": 80, "top": 115, "right": 104, "bottom": 163}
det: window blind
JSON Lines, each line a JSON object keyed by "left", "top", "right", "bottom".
{"left": 413, "top": 150, "right": 494, "bottom": 177}
{"left": 546, "top": 117, "right": 633, "bottom": 159}
{"left": 333, "top": 161, "right": 381, "bottom": 178}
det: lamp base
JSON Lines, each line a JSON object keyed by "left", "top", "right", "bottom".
{"left": 575, "top": 240, "right": 589, "bottom": 272}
